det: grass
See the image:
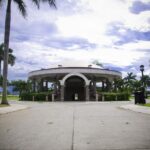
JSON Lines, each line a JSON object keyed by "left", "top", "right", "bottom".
{"left": 141, "top": 103, "right": 150, "bottom": 107}
{"left": 0, "top": 95, "right": 19, "bottom": 101}
{"left": 0, "top": 104, "right": 10, "bottom": 107}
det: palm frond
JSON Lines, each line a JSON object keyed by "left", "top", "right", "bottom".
{"left": 41, "top": 0, "right": 56, "bottom": 8}
{"left": 13, "top": 0, "right": 27, "bottom": 17}
{"left": 8, "top": 48, "right": 13, "bottom": 53}
{"left": 8, "top": 54, "right": 16, "bottom": 66}
{"left": 32, "top": 0, "right": 40, "bottom": 9}
{"left": 0, "top": 0, "right": 3, "bottom": 7}
{"left": 0, "top": 43, "right": 4, "bottom": 50}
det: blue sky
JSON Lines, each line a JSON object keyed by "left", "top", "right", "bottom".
{"left": 0, "top": 0, "right": 150, "bottom": 80}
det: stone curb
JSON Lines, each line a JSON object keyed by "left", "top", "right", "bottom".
{"left": 120, "top": 104, "right": 150, "bottom": 115}
{"left": 0, "top": 104, "right": 29, "bottom": 115}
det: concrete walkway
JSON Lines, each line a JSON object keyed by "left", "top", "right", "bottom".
{"left": 120, "top": 104, "right": 150, "bottom": 115}
{"left": 0, "top": 103, "right": 29, "bottom": 115}
{"left": 0, "top": 101, "right": 150, "bottom": 150}
{"left": 1, "top": 100, "right": 150, "bottom": 116}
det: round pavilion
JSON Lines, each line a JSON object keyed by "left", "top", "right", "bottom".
{"left": 28, "top": 66, "right": 122, "bottom": 101}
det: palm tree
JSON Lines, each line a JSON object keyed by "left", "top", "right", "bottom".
{"left": 141, "top": 75, "right": 150, "bottom": 88}
{"left": 124, "top": 72, "right": 136, "bottom": 91}
{"left": 113, "top": 78, "right": 125, "bottom": 92}
{"left": 0, "top": 43, "right": 16, "bottom": 76}
{"left": 0, "top": 0, "right": 56, "bottom": 105}
{"left": 132, "top": 80, "right": 143, "bottom": 91}
{"left": 0, "top": 44, "right": 3, "bottom": 76}
{"left": 124, "top": 72, "right": 136, "bottom": 82}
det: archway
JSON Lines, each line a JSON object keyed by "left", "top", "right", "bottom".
{"left": 64, "top": 76, "right": 85, "bottom": 101}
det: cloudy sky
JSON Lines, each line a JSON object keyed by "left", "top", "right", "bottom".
{"left": 0, "top": 0, "right": 150, "bottom": 80}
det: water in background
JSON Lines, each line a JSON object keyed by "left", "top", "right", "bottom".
{"left": 0, "top": 86, "right": 19, "bottom": 95}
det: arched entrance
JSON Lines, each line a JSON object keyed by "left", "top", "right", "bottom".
{"left": 64, "top": 76, "right": 85, "bottom": 101}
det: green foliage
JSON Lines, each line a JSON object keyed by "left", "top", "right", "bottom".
{"left": 0, "top": 75, "right": 3, "bottom": 86}
{"left": 11, "top": 80, "right": 29, "bottom": 97}
{"left": 92, "top": 60, "right": 103, "bottom": 67}
{"left": 103, "top": 93, "right": 116, "bottom": 101}
{"left": 0, "top": 43, "right": 16, "bottom": 75}
{"left": 141, "top": 75, "right": 150, "bottom": 87}
{"left": 0, "top": 95, "right": 19, "bottom": 100}
{"left": 20, "top": 92, "right": 52, "bottom": 101}
{"left": 113, "top": 78, "right": 125, "bottom": 92}
{"left": 98, "top": 92, "right": 130, "bottom": 101}
{"left": 141, "top": 103, "right": 150, "bottom": 107}
{"left": 20, "top": 92, "right": 32, "bottom": 101}
{"left": 132, "top": 80, "right": 143, "bottom": 92}
{"left": 117, "top": 92, "right": 130, "bottom": 101}
{"left": 0, "top": 104, "right": 10, "bottom": 107}
{"left": 0, "top": 75, "right": 10, "bottom": 87}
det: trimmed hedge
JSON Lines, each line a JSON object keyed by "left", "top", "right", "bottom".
{"left": 20, "top": 92, "right": 130, "bottom": 101}
{"left": 104, "top": 93, "right": 116, "bottom": 101}
{"left": 98, "top": 92, "right": 130, "bottom": 101}
{"left": 20, "top": 92, "right": 52, "bottom": 101}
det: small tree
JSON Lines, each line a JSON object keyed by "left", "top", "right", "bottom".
{"left": 132, "top": 80, "right": 143, "bottom": 92}
{"left": 113, "top": 78, "right": 125, "bottom": 92}
{"left": 141, "top": 75, "right": 150, "bottom": 88}
{"left": 123, "top": 72, "right": 137, "bottom": 92}
{"left": 11, "top": 80, "right": 28, "bottom": 97}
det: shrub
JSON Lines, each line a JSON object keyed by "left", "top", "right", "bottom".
{"left": 20, "top": 92, "right": 52, "bottom": 101}
{"left": 20, "top": 92, "right": 32, "bottom": 101}
{"left": 104, "top": 93, "right": 116, "bottom": 101}
{"left": 117, "top": 92, "right": 130, "bottom": 101}
{"left": 97, "top": 92, "right": 130, "bottom": 101}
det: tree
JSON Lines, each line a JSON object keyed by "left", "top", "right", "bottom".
{"left": 11, "top": 80, "right": 28, "bottom": 97}
{"left": 113, "top": 78, "right": 125, "bottom": 92}
{"left": 132, "top": 80, "right": 143, "bottom": 91}
{"left": 0, "top": 75, "right": 3, "bottom": 86}
{"left": 141, "top": 75, "right": 150, "bottom": 88}
{"left": 0, "top": 43, "right": 16, "bottom": 76}
{"left": 0, "top": 0, "right": 56, "bottom": 105}
{"left": 92, "top": 60, "right": 103, "bottom": 68}
{"left": 124, "top": 72, "right": 136, "bottom": 92}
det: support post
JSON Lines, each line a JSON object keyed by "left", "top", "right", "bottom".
{"left": 46, "top": 95, "right": 48, "bottom": 101}
{"left": 60, "top": 85, "right": 64, "bottom": 101}
{"left": 85, "top": 85, "right": 89, "bottom": 101}
{"left": 32, "top": 96, "right": 35, "bottom": 101}
{"left": 96, "top": 93, "right": 98, "bottom": 101}
{"left": 93, "top": 81, "right": 96, "bottom": 100}
{"left": 102, "top": 94, "right": 105, "bottom": 101}
{"left": 52, "top": 94, "right": 55, "bottom": 102}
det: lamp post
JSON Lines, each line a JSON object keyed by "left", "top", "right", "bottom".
{"left": 140, "top": 65, "right": 144, "bottom": 78}
{"left": 140, "top": 65, "right": 144, "bottom": 85}
{"left": 139, "top": 65, "right": 146, "bottom": 104}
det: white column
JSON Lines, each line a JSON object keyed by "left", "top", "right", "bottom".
{"left": 60, "top": 85, "right": 64, "bottom": 101}
{"left": 93, "top": 81, "right": 97, "bottom": 100}
{"left": 85, "top": 85, "right": 89, "bottom": 101}
{"left": 52, "top": 94, "right": 55, "bottom": 102}
{"left": 96, "top": 93, "right": 99, "bottom": 101}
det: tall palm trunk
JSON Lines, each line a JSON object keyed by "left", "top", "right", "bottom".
{"left": 1, "top": 0, "right": 12, "bottom": 105}
{"left": 0, "top": 59, "right": 2, "bottom": 76}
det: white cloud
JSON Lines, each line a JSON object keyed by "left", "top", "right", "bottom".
{"left": 0, "top": 0, "right": 150, "bottom": 80}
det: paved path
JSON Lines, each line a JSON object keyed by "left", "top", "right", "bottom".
{"left": 120, "top": 104, "right": 150, "bottom": 115}
{"left": 0, "top": 101, "right": 150, "bottom": 150}
{"left": 0, "top": 104, "right": 29, "bottom": 115}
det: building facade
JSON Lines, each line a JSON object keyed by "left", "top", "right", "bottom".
{"left": 28, "top": 66, "right": 122, "bottom": 101}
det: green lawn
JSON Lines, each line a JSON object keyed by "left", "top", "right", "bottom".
{"left": 0, "top": 104, "right": 10, "bottom": 107}
{"left": 0, "top": 95, "right": 19, "bottom": 101}
{"left": 142, "top": 103, "right": 150, "bottom": 107}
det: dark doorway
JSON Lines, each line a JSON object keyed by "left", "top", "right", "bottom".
{"left": 64, "top": 76, "right": 85, "bottom": 101}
